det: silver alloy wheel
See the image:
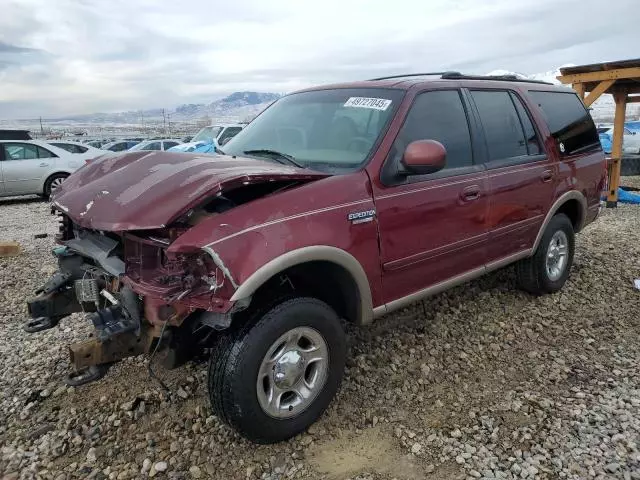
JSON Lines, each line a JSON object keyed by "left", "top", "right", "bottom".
{"left": 50, "top": 177, "right": 65, "bottom": 191}
{"left": 546, "top": 230, "right": 569, "bottom": 281}
{"left": 256, "top": 326, "right": 329, "bottom": 419}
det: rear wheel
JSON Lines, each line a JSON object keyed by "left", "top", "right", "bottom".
{"left": 208, "top": 297, "right": 346, "bottom": 443}
{"left": 44, "top": 173, "right": 69, "bottom": 198}
{"left": 516, "top": 213, "right": 575, "bottom": 294}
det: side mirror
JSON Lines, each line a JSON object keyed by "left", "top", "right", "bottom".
{"left": 401, "top": 140, "right": 446, "bottom": 175}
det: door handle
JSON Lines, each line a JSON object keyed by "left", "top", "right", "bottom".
{"left": 460, "top": 185, "right": 481, "bottom": 202}
{"left": 39, "top": 163, "right": 49, "bottom": 167}
{"left": 541, "top": 169, "right": 553, "bottom": 182}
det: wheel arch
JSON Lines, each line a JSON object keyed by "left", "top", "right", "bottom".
{"left": 533, "top": 190, "right": 587, "bottom": 252}
{"left": 229, "top": 246, "right": 374, "bottom": 325}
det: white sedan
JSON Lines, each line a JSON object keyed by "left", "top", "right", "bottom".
{"left": 48, "top": 140, "right": 106, "bottom": 160}
{"left": 0, "top": 140, "right": 84, "bottom": 198}
{"left": 127, "top": 139, "right": 182, "bottom": 151}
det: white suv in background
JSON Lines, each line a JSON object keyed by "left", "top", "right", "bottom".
{"left": 0, "top": 140, "right": 84, "bottom": 198}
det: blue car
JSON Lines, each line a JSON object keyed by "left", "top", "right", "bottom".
{"left": 168, "top": 124, "right": 244, "bottom": 155}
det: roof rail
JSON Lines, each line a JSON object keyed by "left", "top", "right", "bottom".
{"left": 368, "top": 71, "right": 462, "bottom": 81}
{"left": 440, "top": 72, "right": 554, "bottom": 85}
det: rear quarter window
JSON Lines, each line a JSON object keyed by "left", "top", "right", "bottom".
{"left": 528, "top": 90, "right": 600, "bottom": 156}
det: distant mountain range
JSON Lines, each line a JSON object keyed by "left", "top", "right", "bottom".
{"left": 44, "top": 91, "right": 282, "bottom": 125}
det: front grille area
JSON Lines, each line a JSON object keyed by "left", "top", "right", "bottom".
{"left": 53, "top": 208, "right": 73, "bottom": 242}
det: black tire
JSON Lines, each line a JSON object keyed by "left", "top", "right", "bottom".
{"left": 44, "top": 173, "right": 69, "bottom": 198}
{"left": 516, "top": 213, "right": 575, "bottom": 295}
{"left": 208, "top": 297, "right": 346, "bottom": 444}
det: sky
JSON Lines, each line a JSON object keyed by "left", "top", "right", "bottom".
{"left": 0, "top": 0, "right": 638, "bottom": 119}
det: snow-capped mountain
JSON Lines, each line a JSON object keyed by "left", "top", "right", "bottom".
{"left": 40, "top": 91, "right": 281, "bottom": 125}
{"left": 173, "top": 91, "right": 281, "bottom": 122}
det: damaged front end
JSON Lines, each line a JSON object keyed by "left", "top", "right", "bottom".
{"left": 25, "top": 209, "right": 245, "bottom": 387}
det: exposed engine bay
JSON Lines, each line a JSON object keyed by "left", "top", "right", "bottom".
{"left": 25, "top": 180, "right": 300, "bottom": 387}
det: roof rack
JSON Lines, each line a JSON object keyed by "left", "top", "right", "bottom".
{"left": 368, "top": 72, "right": 554, "bottom": 85}
{"left": 368, "top": 71, "right": 462, "bottom": 81}
{"left": 440, "top": 72, "right": 554, "bottom": 85}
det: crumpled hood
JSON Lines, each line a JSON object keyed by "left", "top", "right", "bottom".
{"left": 52, "top": 151, "right": 327, "bottom": 231}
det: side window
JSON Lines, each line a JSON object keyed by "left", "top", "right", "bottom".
{"left": 146, "top": 142, "right": 161, "bottom": 150}
{"left": 75, "top": 145, "right": 88, "bottom": 153}
{"left": 510, "top": 93, "right": 541, "bottom": 155}
{"left": 529, "top": 91, "right": 600, "bottom": 156}
{"left": 3, "top": 143, "right": 38, "bottom": 160}
{"left": 50, "top": 143, "right": 72, "bottom": 153}
{"left": 470, "top": 90, "right": 527, "bottom": 160}
{"left": 218, "top": 127, "right": 243, "bottom": 144}
{"left": 393, "top": 90, "right": 473, "bottom": 171}
{"left": 37, "top": 146, "right": 56, "bottom": 158}
{"left": 163, "top": 141, "right": 178, "bottom": 150}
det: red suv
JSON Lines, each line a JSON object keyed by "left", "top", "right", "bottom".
{"left": 26, "top": 72, "right": 606, "bottom": 443}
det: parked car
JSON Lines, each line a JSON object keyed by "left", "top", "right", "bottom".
{"left": 27, "top": 74, "right": 606, "bottom": 443}
{"left": 48, "top": 141, "right": 105, "bottom": 159}
{"left": 597, "top": 126, "right": 640, "bottom": 154}
{"left": 0, "top": 140, "right": 85, "bottom": 197}
{"left": 127, "top": 139, "right": 182, "bottom": 151}
{"left": 169, "top": 124, "right": 244, "bottom": 153}
{"left": 101, "top": 140, "right": 141, "bottom": 152}
{"left": 84, "top": 140, "right": 110, "bottom": 148}
{"left": 0, "top": 129, "right": 32, "bottom": 140}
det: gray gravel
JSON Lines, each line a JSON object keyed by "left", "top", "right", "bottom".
{"left": 2, "top": 182, "right": 640, "bottom": 480}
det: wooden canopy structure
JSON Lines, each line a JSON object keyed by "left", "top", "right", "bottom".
{"left": 557, "top": 59, "right": 640, "bottom": 207}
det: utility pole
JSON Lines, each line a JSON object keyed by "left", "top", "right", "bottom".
{"left": 167, "top": 112, "right": 171, "bottom": 136}
{"left": 162, "top": 108, "right": 167, "bottom": 135}
{"left": 39, "top": 116, "right": 44, "bottom": 136}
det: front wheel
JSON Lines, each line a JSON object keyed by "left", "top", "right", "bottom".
{"left": 516, "top": 213, "right": 575, "bottom": 295}
{"left": 208, "top": 297, "right": 346, "bottom": 443}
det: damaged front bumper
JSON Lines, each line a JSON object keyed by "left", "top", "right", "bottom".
{"left": 25, "top": 217, "right": 242, "bottom": 386}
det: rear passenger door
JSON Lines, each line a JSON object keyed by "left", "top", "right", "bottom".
{"left": 374, "top": 89, "right": 490, "bottom": 304}
{"left": 467, "top": 89, "right": 553, "bottom": 263}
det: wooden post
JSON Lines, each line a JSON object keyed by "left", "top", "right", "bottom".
{"left": 607, "top": 89, "right": 628, "bottom": 207}
{"left": 574, "top": 83, "right": 585, "bottom": 100}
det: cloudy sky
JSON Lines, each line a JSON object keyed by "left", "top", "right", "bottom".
{"left": 0, "top": 0, "right": 637, "bottom": 119}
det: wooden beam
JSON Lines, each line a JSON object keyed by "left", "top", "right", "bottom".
{"left": 628, "top": 95, "right": 640, "bottom": 103}
{"left": 583, "top": 79, "right": 614, "bottom": 106}
{"left": 574, "top": 83, "right": 585, "bottom": 100}
{"left": 607, "top": 90, "right": 628, "bottom": 207}
{"left": 557, "top": 67, "right": 640, "bottom": 84}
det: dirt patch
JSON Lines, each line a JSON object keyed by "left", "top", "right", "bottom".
{"left": 307, "top": 427, "right": 424, "bottom": 479}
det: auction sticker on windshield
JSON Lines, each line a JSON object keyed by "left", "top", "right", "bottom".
{"left": 344, "top": 97, "right": 392, "bottom": 110}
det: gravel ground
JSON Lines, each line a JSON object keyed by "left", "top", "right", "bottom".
{"left": 2, "top": 181, "right": 640, "bottom": 480}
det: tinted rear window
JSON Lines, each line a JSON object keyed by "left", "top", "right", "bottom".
{"left": 529, "top": 91, "right": 600, "bottom": 156}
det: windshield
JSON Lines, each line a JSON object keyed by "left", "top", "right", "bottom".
{"left": 222, "top": 88, "right": 404, "bottom": 173}
{"left": 192, "top": 126, "right": 223, "bottom": 143}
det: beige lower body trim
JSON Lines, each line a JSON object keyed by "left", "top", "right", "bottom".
{"left": 372, "top": 249, "right": 531, "bottom": 319}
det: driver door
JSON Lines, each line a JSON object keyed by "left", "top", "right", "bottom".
{"left": 372, "top": 89, "right": 490, "bottom": 304}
